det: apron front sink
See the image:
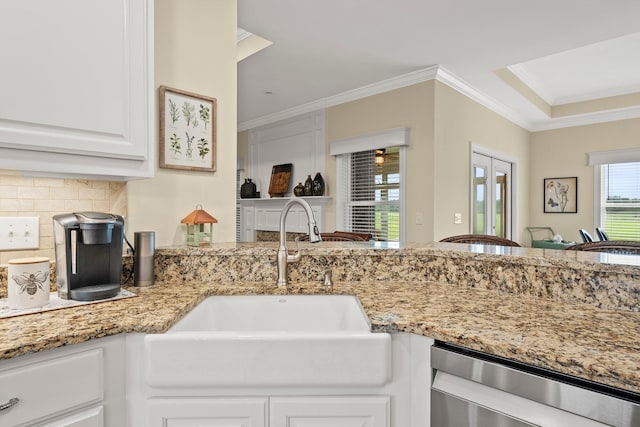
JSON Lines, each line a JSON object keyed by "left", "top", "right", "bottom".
{"left": 145, "top": 295, "right": 391, "bottom": 387}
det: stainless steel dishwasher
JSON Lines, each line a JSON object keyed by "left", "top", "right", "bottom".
{"left": 431, "top": 342, "right": 640, "bottom": 427}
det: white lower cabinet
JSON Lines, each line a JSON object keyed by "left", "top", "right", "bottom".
{"left": 147, "top": 397, "right": 268, "bottom": 426}
{"left": 145, "top": 396, "right": 388, "bottom": 427}
{"left": 270, "top": 396, "right": 390, "bottom": 427}
{"left": 128, "top": 332, "right": 433, "bottom": 427}
{"left": 0, "top": 336, "right": 125, "bottom": 427}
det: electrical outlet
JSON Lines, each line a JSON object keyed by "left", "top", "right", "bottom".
{"left": 0, "top": 217, "right": 40, "bottom": 250}
{"left": 454, "top": 213, "right": 462, "bottom": 224}
{"left": 415, "top": 212, "right": 424, "bottom": 225}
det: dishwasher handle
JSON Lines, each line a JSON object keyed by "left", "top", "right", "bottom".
{"left": 431, "top": 345, "right": 640, "bottom": 427}
{"left": 432, "top": 371, "right": 607, "bottom": 427}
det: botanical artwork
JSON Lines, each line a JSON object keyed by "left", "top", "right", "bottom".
{"left": 159, "top": 86, "right": 216, "bottom": 172}
{"left": 544, "top": 177, "right": 577, "bottom": 213}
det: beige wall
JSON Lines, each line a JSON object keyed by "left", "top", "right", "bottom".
{"left": 327, "top": 81, "right": 436, "bottom": 242}
{"left": 326, "top": 80, "right": 530, "bottom": 243}
{"left": 241, "top": 79, "right": 532, "bottom": 244}
{"left": 529, "top": 118, "right": 640, "bottom": 243}
{"left": 241, "top": 81, "right": 638, "bottom": 248}
{"left": 433, "top": 82, "right": 530, "bottom": 242}
{"left": 127, "top": 0, "right": 238, "bottom": 246}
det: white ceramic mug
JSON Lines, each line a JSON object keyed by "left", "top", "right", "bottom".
{"left": 8, "top": 257, "right": 51, "bottom": 309}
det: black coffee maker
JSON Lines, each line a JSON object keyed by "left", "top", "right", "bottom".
{"left": 53, "top": 212, "right": 124, "bottom": 301}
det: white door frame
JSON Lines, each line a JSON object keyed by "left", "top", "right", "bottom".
{"left": 470, "top": 144, "right": 519, "bottom": 241}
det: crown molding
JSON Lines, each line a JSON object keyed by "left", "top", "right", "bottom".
{"left": 554, "top": 86, "right": 640, "bottom": 105}
{"left": 238, "top": 64, "right": 532, "bottom": 132}
{"left": 510, "top": 63, "right": 640, "bottom": 106}
{"left": 507, "top": 64, "right": 555, "bottom": 105}
{"left": 238, "top": 66, "right": 440, "bottom": 131}
{"left": 529, "top": 105, "right": 640, "bottom": 131}
{"left": 434, "top": 66, "right": 531, "bottom": 130}
{"left": 238, "top": 65, "right": 640, "bottom": 133}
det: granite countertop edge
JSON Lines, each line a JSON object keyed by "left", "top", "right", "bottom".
{"left": 156, "top": 242, "right": 640, "bottom": 273}
{"left": 1, "top": 279, "right": 639, "bottom": 396}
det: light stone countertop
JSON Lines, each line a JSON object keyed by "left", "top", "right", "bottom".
{"left": 1, "top": 277, "right": 639, "bottom": 395}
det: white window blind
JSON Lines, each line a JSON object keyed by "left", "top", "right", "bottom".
{"left": 599, "top": 162, "right": 640, "bottom": 241}
{"left": 340, "top": 147, "right": 401, "bottom": 242}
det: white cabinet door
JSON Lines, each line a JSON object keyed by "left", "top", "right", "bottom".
{"left": 254, "top": 206, "right": 322, "bottom": 233}
{"left": 0, "top": 0, "right": 153, "bottom": 180}
{"left": 147, "top": 397, "right": 268, "bottom": 427}
{"left": 41, "top": 406, "right": 103, "bottom": 427}
{"left": 270, "top": 396, "right": 390, "bottom": 427}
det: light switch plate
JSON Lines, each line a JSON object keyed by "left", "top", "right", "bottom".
{"left": 0, "top": 217, "right": 40, "bottom": 250}
{"left": 454, "top": 213, "right": 462, "bottom": 224}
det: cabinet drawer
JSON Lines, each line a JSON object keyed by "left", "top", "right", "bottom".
{"left": 0, "top": 349, "right": 103, "bottom": 426}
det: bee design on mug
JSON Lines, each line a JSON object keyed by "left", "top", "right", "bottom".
{"left": 12, "top": 271, "right": 49, "bottom": 296}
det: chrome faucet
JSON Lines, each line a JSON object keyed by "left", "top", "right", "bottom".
{"left": 277, "top": 198, "right": 322, "bottom": 287}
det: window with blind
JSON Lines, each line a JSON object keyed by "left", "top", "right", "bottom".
{"left": 341, "top": 147, "right": 401, "bottom": 242}
{"left": 599, "top": 162, "right": 640, "bottom": 241}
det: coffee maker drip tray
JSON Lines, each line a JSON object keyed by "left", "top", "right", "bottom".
{"left": 70, "top": 284, "right": 120, "bottom": 302}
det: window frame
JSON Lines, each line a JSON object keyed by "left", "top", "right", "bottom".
{"left": 331, "top": 128, "right": 409, "bottom": 245}
{"left": 594, "top": 162, "right": 640, "bottom": 241}
{"left": 590, "top": 148, "right": 640, "bottom": 240}
{"left": 335, "top": 147, "right": 406, "bottom": 243}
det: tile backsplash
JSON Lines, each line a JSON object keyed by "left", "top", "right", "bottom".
{"left": 0, "top": 172, "right": 127, "bottom": 264}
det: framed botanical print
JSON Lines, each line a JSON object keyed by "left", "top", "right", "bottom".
{"left": 544, "top": 177, "right": 577, "bottom": 213}
{"left": 159, "top": 86, "right": 216, "bottom": 172}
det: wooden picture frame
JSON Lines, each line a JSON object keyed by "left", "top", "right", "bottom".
{"left": 159, "top": 86, "right": 216, "bottom": 172}
{"left": 268, "top": 163, "right": 293, "bottom": 197}
{"left": 544, "top": 177, "right": 577, "bottom": 213}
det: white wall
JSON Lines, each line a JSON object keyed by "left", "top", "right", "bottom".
{"left": 127, "top": 0, "right": 237, "bottom": 246}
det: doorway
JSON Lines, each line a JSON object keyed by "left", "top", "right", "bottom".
{"left": 471, "top": 151, "right": 513, "bottom": 239}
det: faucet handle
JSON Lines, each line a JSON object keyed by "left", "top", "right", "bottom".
{"left": 323, "top": 269, "right": 333, "bottom": 287}
{"left": 287, "top": 237, "right": 302, "bottom": 262}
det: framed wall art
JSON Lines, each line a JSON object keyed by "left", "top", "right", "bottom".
{"left": 159, "top": 86, "right": 216, "bottom": 172}
{"left": 544, "top": 177, "right": 577, "bottom": 213}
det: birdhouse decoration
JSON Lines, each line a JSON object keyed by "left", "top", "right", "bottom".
{"left": 181, "top": 204, "right": 218, "bottom": 247}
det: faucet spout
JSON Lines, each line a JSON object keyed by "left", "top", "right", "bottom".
{"left": 277, "top": 198, "right": 322, "bottom": 287}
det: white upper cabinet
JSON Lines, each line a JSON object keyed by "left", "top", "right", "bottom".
{"left": 0, "top": 0, "right": 154, "bottom": 180}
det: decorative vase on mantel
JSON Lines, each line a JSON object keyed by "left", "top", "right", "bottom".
{"left": 240, "top": 178, "right": 257, "bottom": 198}
{"left": 303, "top": 175, "right": 313, "bottom": 196}
{"left": 293, "top": 182, "right": 305, "bottom": 197}
{"left": 312, "top": 172, "right": 325, "bottom": 196}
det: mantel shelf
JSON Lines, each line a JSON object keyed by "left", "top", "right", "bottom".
{"left": 237, "top": 196, "right": 332, "bottom": 205}
{"left": 238, "top": 196, "right": 332, "bottom": 240}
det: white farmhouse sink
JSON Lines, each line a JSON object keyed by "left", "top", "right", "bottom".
{"left": 145, "top": 295, "right": 391, "bottom": 388}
